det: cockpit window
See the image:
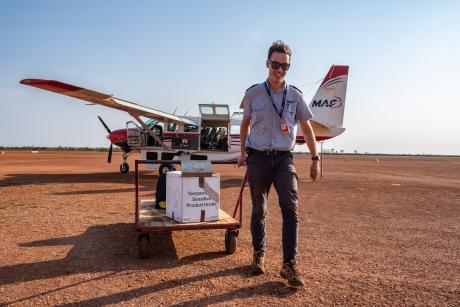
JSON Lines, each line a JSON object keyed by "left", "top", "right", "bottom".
{"left": 146, "top": 118, "right": 159, "bottom": 128}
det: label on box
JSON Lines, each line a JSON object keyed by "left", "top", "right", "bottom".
{"left": 166, "top": 171, "right": 220, "bottom": 223}
{"left": 184, "top": 189, "right": 216, "bottom": 209}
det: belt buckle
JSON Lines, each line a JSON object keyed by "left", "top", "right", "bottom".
{"left": 266, "top": 149, "right": 276, "bottom": 156}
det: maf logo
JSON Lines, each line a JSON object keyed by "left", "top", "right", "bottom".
{"left": 311, "top": 96, "right": 343, "bottom": 108}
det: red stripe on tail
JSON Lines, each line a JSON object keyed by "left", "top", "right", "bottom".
{"left": 320, "top": 65, "right": 349, "bottom": 87}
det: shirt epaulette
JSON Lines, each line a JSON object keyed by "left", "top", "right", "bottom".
{"left": 289, "top": 85, "right": 303, "bottom": 95}
{"left": 245, "top": 84, "right": 258, "bottom": 92}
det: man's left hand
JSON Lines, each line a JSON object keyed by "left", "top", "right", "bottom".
{"left": 310, "top": 161, "right": 320, "bottom": 181}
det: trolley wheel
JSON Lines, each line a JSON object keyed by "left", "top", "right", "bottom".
{"left": 225, "top": 230, "right": 238, "bottom": 254}
{"left": 159, "top": 163, "right": 176, "bottom": 175}
{"left": 120, "top": 162, "right": 129, "bottom": 174}
{"left": 138, "top": 234, "right": 150, "bottom": 259}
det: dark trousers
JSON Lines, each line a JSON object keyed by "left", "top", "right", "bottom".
{"left": 246, "top": 150, "right": 299, "bottom": 262}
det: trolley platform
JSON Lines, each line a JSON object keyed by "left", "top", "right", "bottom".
{"left": 138, "top": 200, "right": 240, "bottom": 232}
{"left": 134, "top": 160, "right": 246, "bottom": 258}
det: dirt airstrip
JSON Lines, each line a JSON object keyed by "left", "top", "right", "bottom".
{"left": 0, "top": 151, "right": 459, "bottom": 306}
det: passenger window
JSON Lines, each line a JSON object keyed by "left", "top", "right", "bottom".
{"left": 167, "top": 123, "right": 177, "bottom": 132}
{"left": 184, "top": 124, "right": 198, "bottom": 132}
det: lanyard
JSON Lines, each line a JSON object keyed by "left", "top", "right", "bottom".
{"left": 264, "top": 81, "right": 287, "bottom": 119}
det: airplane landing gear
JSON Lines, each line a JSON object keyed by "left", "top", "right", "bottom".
{"left": 120, "top": 162, "right": 129, "bottom": 174}
{"left": 119, "top": 152, "right": 131, "bottom": 174}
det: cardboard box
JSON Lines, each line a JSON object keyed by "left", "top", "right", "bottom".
{"left": 166, "top": 171, "right": 220, "bottom": 223}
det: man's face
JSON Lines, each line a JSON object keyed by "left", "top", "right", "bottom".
{"left": 267, "top": 51, "right": 290, "bottom": 83}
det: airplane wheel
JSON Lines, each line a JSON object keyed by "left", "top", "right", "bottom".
{"left": 159, "top": 163, "right": 175, "bottom": 175}
{"left": 138, "top": 234, "right": 150, "bottom": 259}
{"left": 120, "top": 162, "right": 129, "bottom": 174}
{"left": 225, "top": 230, "right": 238, "bottom": 254}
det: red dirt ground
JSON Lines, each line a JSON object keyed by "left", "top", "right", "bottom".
{"left": 0, "top": 151, "right": 459, "bottom": 306}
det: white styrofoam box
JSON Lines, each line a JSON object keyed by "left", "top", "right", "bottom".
{"left": 166, "top": 171, "right": 220, "bottom": 223}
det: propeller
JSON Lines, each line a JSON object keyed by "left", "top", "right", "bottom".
{"left": 97, "top": 116, "right": 113, "bottom": 164}
{"left": 108, "top": 144, "right": 113, "bottom": 164}
{"left": 98, "top": 116, "right": 111, "bottom": 134}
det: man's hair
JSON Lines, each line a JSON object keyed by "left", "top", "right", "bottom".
{"left": 267, "top": 40, "right": 292, "bottom": 60}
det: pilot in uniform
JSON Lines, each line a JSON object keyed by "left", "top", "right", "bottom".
{"left": 238, "top": 40, "right": 319, "bottom": 288}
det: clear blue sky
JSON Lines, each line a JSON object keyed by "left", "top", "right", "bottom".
{"left": 1, "top": 1, "right": 459, "bottom": 155}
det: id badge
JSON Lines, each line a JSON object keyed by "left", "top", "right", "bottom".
{"left": 280, "top": 122, "right": 290, "bottom": 135}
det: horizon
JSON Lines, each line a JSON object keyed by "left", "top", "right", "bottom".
{"left": 1, "top": 146, "right": 459, "bottom": 158}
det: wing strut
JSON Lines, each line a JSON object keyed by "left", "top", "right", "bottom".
{"left": 320, "top": 140, "right": 323, "bottom": 178}
{"left": 130, "top": 114, "right": 167, "bottom": 149}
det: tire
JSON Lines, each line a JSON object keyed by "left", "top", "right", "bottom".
{"left": 225, "top": 230, "right": 238, "bottom": 254}
{"left": 159, "top": 163, "right": 175, "bottom": 175}
{"left": 120, "top": 162, "right": 129, "bottom": 174}
{"left": 138, "top": 234, "right": 150, "bottom": 259}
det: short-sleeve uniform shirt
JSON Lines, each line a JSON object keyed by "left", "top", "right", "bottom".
{"left": 240, "top": 81, "right": 313, "bottom": 151}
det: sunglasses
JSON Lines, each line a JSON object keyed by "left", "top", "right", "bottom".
{"left": 268, "top": 60, "right": 290, "bottom": 71}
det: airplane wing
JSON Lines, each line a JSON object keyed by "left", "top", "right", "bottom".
{"left": 20, "top": 79, "right": 197, "bottom": 126}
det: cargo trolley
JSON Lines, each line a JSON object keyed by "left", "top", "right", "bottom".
{"left": 134, "top": 160, "right": 246, "bottom": 259}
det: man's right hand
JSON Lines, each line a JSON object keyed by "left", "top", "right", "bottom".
{"left": 237, "top": 152, "right": 247, "bottom": 167}
{"left": 310, "top": 160, "right": 320, "bottom": 181}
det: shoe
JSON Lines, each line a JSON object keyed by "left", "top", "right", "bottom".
{"left": 251, "top": 250, "right": 265, "bottom": 274}
{"left": 280, "top": 260, "right": 305, "bottom": 287}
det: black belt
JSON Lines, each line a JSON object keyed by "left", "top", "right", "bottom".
{"left": 246, "top": 147, "right": 290, "bottom": 156}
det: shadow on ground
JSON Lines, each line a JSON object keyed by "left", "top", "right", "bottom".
{"left": 0, "top": 172, "right": 137, "bottom": 187}
{"left": 1, "top": 222, "right": 291, "bottom": 306}
{"left": 1, "top": 224, "right": 173, "bottom": 286}
{"left": 61, "top": 276, "right": 294, "bottom": 306}
{"left": 0, "top": 173, "right": 244, "bottom": 194}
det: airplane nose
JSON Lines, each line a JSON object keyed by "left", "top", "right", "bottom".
{"left": 106, "top": 129, "right": 126, "bottom": 145}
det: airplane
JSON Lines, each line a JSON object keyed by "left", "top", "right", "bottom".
{"left": 20, "top": 65, "right": 349, "bottom": 174}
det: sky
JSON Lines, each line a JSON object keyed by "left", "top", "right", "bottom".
{"left": 1, "top": 0, "right": 459, "bottom": 155}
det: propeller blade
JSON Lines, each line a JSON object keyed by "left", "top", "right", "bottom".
{"left": 108, "top": 144, "right": 113, "bottom": 164}
{"left": 98, "top": 116, "right": 111, "bottom": 134}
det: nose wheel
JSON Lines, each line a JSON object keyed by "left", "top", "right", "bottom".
{"left": 120, "top": 162, "right": 129, "bottom": 174}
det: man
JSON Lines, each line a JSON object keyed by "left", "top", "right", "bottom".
{"left": 237, "top": 40, "right": 320, "bottom": 288}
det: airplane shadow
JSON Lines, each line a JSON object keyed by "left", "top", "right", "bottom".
{"left": 0, "top": 173, "right": 244, "bottom": 194}
{"left": 0, "top": 223, "right": 228, "bottom": 288}
{"left": 0, "top": 172, "right": 137, "bottom": 187}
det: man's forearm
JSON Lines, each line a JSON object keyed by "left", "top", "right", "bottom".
{"left": 300, "top": 120, "right": 318, "bottom": 157}
{"left": 240, "top": 117, "right": 250, "bottom": 153}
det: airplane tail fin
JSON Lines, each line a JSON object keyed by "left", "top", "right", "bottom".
{"left": 309, "top": 65, "right": 349, "bottom": 129}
